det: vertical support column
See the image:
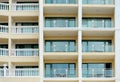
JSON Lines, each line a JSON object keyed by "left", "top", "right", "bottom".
{"left": 8, "top": 0, "right": 12, "bottom": 77}
{"left": 8, "top": 15, "right": 12, "bottom": 56}
{"left": 115, "top": 30, "right": 120, "bottom": 82}
{"left": 115, "top": 0, "right": 120, "bottom": 29}
{"left": 78, "top": 0, "right": 82, "bottom": 29}
{"left": 78, "top": 31, "right": 82, "bottom": 80}
{"left": 78, "top": 0, "right": 82, "bottom": 81}
{"left": 39, "top": 0, "right": 44, "bottom": 82}
{"left": 9, "top": 0, "right": 12, "bottom": 11}
{"left": 115, "top": 0, "right": 120, "bottom": 82}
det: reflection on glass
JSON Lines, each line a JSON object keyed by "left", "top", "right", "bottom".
{"left": 82, "top": 40, "right": 112, "bottom": 52}
{"left": 45, "top": 17, "right": 76, "bottom": 27}
{"left": 45, "top": 40, "right": 76, "bottom": 52}
{"left": 45, "top": 63, "right": 76, "bottom": 77}
{"left": 82, "top": 0, "right": 113, "bottom": 4}
{"left": 45, "top": 0, "right": 76, "bottom": 4}
{"left": 82, "top": 18, "right": 112, "bottom": 28}
{"left": 82, "top": 63, "right": 112, "bottom": 77}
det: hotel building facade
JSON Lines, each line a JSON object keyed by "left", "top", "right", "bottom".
{"left": 0, "top": 0, "right": 120, "bottom": 82}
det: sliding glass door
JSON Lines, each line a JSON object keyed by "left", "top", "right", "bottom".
{"left": 45, "top": 63, "right": 76, "bottom": 77}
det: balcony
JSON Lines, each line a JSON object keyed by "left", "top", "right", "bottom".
{"left": 12, "top": 26, "right": 38, "bottom": 34}
{"left": 12, "top": 68, "right": 39, "bottom": 76}
{"left": 12, "top": 49, "right": 39, "bottom": 56}
{"left": 12, "top": 3, "right": 39, "bottom": 11}
{"left": 44, "top": 0, "right": 78, "bottom": 15}
{"left": 45, "top": 0, "right": 77, "bottom": 4}
{"left": 82, "top": 0, "right": 114, "bottom": 5}
{"left": 0, "top": 48, "right": 8, "bottom": 56}
{"left": 45, "top": 68, "right": 77, "bottom": 78}
{"left": 0, "top": 3, "right": 9, "bottom": 11}
{"left": 82, "top": 68, "right": 114, "bottom": 78}
{"left": 0, "top": 68, "right": 39, "bottom": 76}
{"left": 44, "top": 18, "right": 78, "bottom": 36}
{"left": 0, "top": 25, "right": 8, "bottom": 33}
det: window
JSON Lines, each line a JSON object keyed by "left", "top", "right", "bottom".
{"left": 0, "top": 44, "right": 8, "bottom": 48}
{"left": 16, "top": 44, "right": 38, "bottom": 49}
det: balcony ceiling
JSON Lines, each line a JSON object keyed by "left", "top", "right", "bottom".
{"left": 44, "top": 5, "right": 78, "bottom": 15}
{"left": 82, "top": 5, "right": 114, "bottom": 15}
{"left": 44, "top": 28, "right": 78, "bottom": 36}
{"left": 44, "top": 52, "right": 78, "bottom": 60}
{"left": 82, "top": 29, "right": 115, "bottom": 36}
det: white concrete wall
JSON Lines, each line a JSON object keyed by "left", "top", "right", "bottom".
{"left": 39, "top": 0, "right": 44, "bottom": 82}
{"left": 115, "top": 0, "right": 120, "bottom": 29}
{"left": 115, "top": 0, "right": 120, "bottom": 82}
{"left": 115, "top": 30, "right": 120, "bottom": 82}
{"left": 78, "top": 0, "right": 82, "bottom": 81}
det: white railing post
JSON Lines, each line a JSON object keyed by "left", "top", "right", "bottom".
{"left": 54, "top": 69, "right": 56, "bottom": 77}
{"left": 103, "top": 69, "right": 105, "bottom": 77}
{"left": 3, "top": 64, "right": 7, "bottom": 77}
{"left": 65, "top": 69, "right": 68, "bottom": 77}
{"left": 92, "top": 69, "right": 94, "bottom": 77}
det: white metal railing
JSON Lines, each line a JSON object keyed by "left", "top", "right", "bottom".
{"left": 11, "top": 68, "right": 39, "bottom": 76}
{"left": 12, "top": 26, "right": 38, "bottom": 34}
{"left": 0, "top": 3, "right": 9, "bottom": 10}
{"left": 0, "top": 25, "right": 8, "bottom": 33}
{"left": 0, "top": 48, "right": 8, "bottom": 56}
{"left": 12, "top": 3, "right": 39, "bottom": 11}
{"left": 12, "top": 49, "right": 39, "bottom": 56}
{"left": 82, "top": 68, "right": 114, "bottom": 78}
{"left": 45, "top": 68, "right": 77, "bottom": 78}
{"left": 0, "top": 69, "right": 9, "bottom": 77}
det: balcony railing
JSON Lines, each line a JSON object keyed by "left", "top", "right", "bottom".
{"left": 12, "top": 3, "right": 39, "bottom": 11}
{"left": 12, "top": 49, "right": 39, "bottom": 56}
{"left": 12, "top": 26, "right": 38, "bottom": 34}
{"left": 0, "top": 48, "right": 8, "bottom": 56}
{"left": 82, "top": 68, "right": 113, "bottom": 78}
{"left": 82, "top": 21, "right": 112, "bottom": 28}
{"left": 82, "top": 45, "right": 113, "bottom": 52}
{"left": 0, "top": 69, "right": 9, "bottom": 77}
{"left": 45, "top": 20, "right": 76, "bottom": 28}
{"left": 0, "top": 68, "right": 39, "bottom": 76}
{"left": 0, "top": 69, "right": 4, "bottom": 76}
{"left": 45, "top": 45, "right": 76, "bottom": 52}
{"left": 0, "top": 3, "right": 9, "bottom": 10}
{"left": 13, "top": 68, "right": 39, "bottom": 76}
{"left": 0, "top": 25, "right": 8, "bottom": 33}
{"left": 45, "top": 0, "right": 76, "bottom": 4}
{"left": 45, "top": 68, "right": 77, "bottom": 78}
{"left": 82, "top": 0, "right": 114, "bottom": 5}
